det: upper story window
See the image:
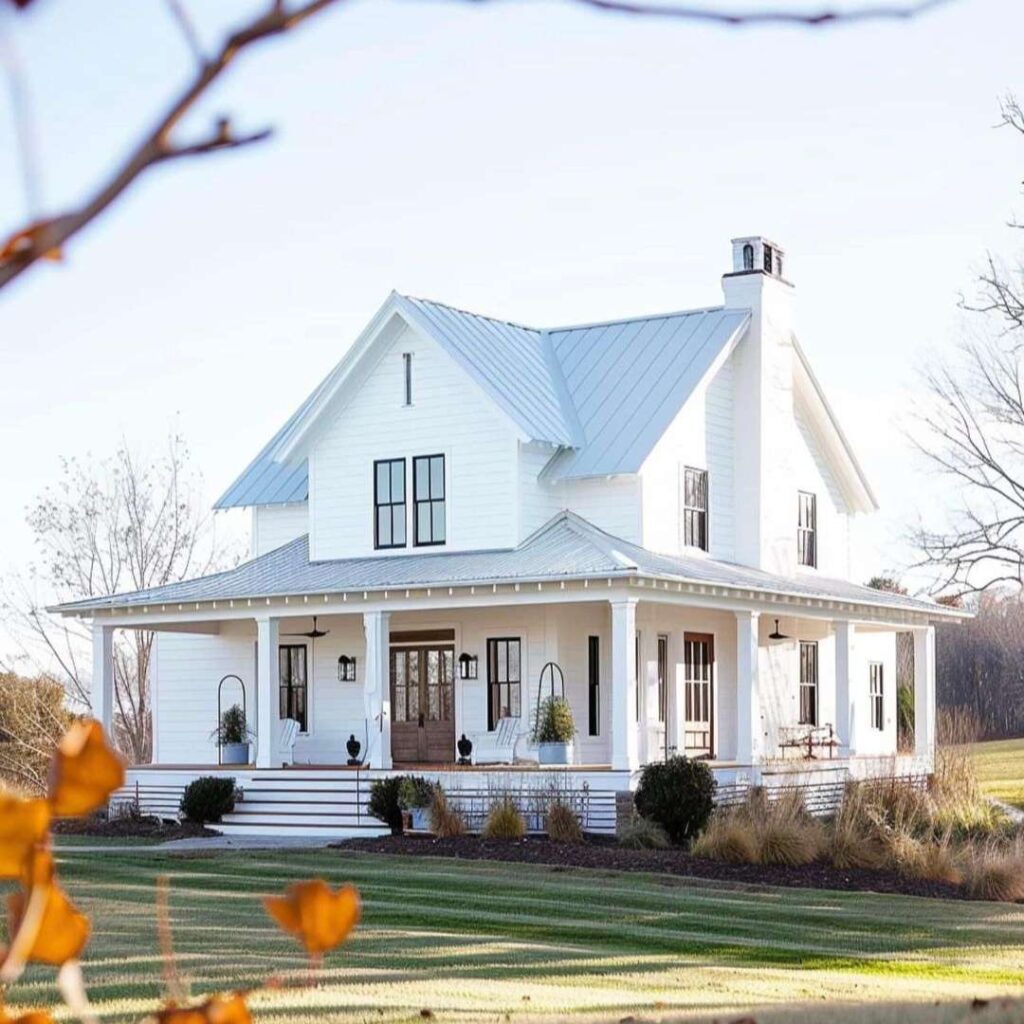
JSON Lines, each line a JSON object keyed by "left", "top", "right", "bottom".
{"left": 683, "top": 467, "right": 709, "bottom": 551}
{"left": 413, "top": 454, "right": 446, "bottom": 546}
{"left": 403, "top": 352, "right": 413, "bottom": 406}
{"left": 374, "top": 458, "right": 406, "bottom": 550}
{"left": 797, "top": 490, "right": 817, "bottom": 567}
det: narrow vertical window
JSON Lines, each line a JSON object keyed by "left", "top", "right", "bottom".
{"left": 588, "top": 635, "right": 600, "bottom": 737}
{"left": 763, "top": 244, "right": 774, "bottom": 274}
{"left": 870, "top": 662, "right": 884, "bottom": 731}
{"left": 799, "top": 640, "right": 818, "bottom": 726}
{"left": 487, "top": 638, "right": 521, "bottom": 731}
{"left": 657, "top": 634, "right": 668, "bottom": 724}
{"left": 683, "top": 467, "right": 709, "bottom": 551}
{"left": 797, "top": 491, "right": 817, "bottom": 567}
{"left": 634, "top": 631, "right": 642, "bottom": 723}
{"left": 403, "top": 352, "right": 412, "bottom": 406}
{"left": 373, "top": 458, "right": 406, "bottom": 550}
{"left": 413, "top": 454, "right": 446, "bottom": 546}
{"left": 742, "top": 243, "right": 754, "bottom": 271}
{"left": 278, "top": 644, "right": 308, "bottom": 732}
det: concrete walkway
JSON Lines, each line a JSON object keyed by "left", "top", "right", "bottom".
{"left": 57, "top": 835, "right": 340, "bottom": 854}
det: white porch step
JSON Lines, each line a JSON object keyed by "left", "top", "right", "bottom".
{"left": 214, "top": 821, "right": 389, "bottom": 838}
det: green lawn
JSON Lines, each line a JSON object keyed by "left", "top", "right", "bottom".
{"left": 973, "top": 737, "right": 1024, "bottom": 809}
{"left": 6, "top": 845, "right": 1024, "bottom": 1024}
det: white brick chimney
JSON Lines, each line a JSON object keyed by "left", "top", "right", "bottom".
{"left": 721, "top": 236, "right": 797, "bottom": 576}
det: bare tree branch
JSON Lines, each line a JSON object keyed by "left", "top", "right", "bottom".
{"left": 0, "top": 0, "right": 956, "bottom": 292}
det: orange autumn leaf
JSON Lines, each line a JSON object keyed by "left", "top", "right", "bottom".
{"left": 7, "top": 880, "right": 90, "bottom": 966}
{"left": 153, "top": 994, "right": 251, "bottom": 1024}
{"left": 0, "top": 1007, "right": 56, "bottom": 1024}
{"left": 0, "top": 796, "right": 50, "bottom": 880}
{"left": 48, "top": 719, "right": 125, "bottom": 817}
{"left": 263, "top": 879, "right": 360, "bottom": 955}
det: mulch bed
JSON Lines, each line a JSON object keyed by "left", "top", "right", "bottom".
{"left": 53, "top": 816, "right": 216, "bottom": 841}
{"left": 335, "top": 833, "right": 968, "bottom": 900}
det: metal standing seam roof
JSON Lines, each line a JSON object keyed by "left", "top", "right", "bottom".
{"left": 54, "top": 510, "right": 961, "bottom": 620}
{"left": 214, "top": 294, "right": 751, "bottom": 507}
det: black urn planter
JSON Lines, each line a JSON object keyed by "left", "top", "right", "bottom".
{"left": 346, "top": 733, "right": 362, "bottom": 766}
{"left": 457, "top": 733, "right": 473, "bottom": 765}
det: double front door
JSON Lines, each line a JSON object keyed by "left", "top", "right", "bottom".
{"left": 390, "top": 632, "right": 455, "bottom": 763}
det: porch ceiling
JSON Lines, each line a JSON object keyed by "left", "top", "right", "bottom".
{"left": 52, "top": 512, "right": 964, "bottom": 628}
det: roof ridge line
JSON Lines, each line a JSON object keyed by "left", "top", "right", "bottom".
{"left": 558, "top": 510, "right": 639, "bottom": 570}
{"left": 400, "top": 292, "right": 542, "bottom": 334}
{"left": 545, "top": 304, "right": 730, "bottom": 334}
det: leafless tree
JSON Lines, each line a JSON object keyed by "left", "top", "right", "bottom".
{"left": 0, "top": 0, "right": 953, "bottom": 293}
{"left": 910, "top": 97, "right": 1024, "bottom": 596}
{"left": 0, "top": 434, "right": 229, "bottom": 763}
{"left": 0, "top": 670, "right": 71, "bottom": 794}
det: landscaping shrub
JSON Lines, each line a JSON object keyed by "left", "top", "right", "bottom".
{"left": 179, "top": 776, "right": 237, "bottom": 823}
{"left": 691, "top": 814, "right": 758, "bottom": 864}
{"left": 633, "top": 756, "right": 715, "bottom": 846}
{"left": 617, "top": 813, "right": 669, "bottom": 850}
{"left": 368, "top": 776, "right": 405, "bottom": 835}
{"left": 534, "top": 696, "right": 576, "bottom": 743}
{"left": 961, "top": 839, "right": 1024, "bottom": 902}
{"left": 829, "top": 783, "right": 889, "bottom": 870}
{"left": 398, "top": 776, "right": 437, "bottom": 811}
{"left": 913, "top": 831, "right": 962, "bottom": 885}
{"left": 546, "top": 800, "right": 584, "bottom": 844}
{"left": 429, "top": 789, "right": 466, "bottom": 838}
{"left": 483, "top": 796, "right": 526, "bottom": 840}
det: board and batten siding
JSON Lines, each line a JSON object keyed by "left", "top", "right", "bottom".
{"left": 251, "top": 502, "right": 309, "bottom": 558}
{"left": 639, "top": 354, "right": 735, "bottom": 560}
{"left": 309, "top": 323, "right": 520, "bottom": 561}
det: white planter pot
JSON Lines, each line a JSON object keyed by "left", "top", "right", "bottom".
{"left": 410, "top": 807, "right": 430, "bottom": 831}
{"left": 221, "top": 742, "right": 250, "bottom": 765}
{"left": 538, "top": 741, "right": 573, "bottom": 765}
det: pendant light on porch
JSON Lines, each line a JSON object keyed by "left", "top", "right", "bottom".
{"left": 768, "top": 618, "right": 789, "bottom": 641}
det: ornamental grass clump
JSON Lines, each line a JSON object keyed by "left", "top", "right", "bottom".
{"left": 546, "top": 800, "right": 584, "bottom": 844}
{"left": 483, "top": 796, "right": 526, "bottom": 840}
{"left": 617, "top": 813, "right": 669, "bottom": 850}
{"left": 429, "top": 789, "right": 466, "bottom": 838}
{"left": 691, "top": 813, "right": 758, "bottom": 864}
{"left": 960, "top": 838, "right": 1024, "bottom": 902}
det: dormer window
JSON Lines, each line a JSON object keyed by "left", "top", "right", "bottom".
{"left": 403, "top": 352, "right": 413, "bottom": 406}
{"left": 763, "top": 244, "right": 774, "bottom": 274}
{"left": 742, "top": 243, "right": 754, "bottom": 271}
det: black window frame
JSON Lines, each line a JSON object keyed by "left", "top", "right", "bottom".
{"left": 657, "top": 634, "right": 668, "bottom": 724}
{"left": 487, "top": 637, "right": 521, "bottom": 731}
{"left": 798, "top": 491, "right": 817, "bottom": 568}
{"left": 413, "top": 453, "right": 446, "bottom": 547}
{"left": 278, "top": 643, "right": 309, "bottom": 733}
{"left": 799, "top": 640, "right": 818, "bottom": 726}
{"left": 373, "top": 458, "right": 407, "bottom": 550}
{"left": 869, "top": 662, "right": 884, "bottom": 732}
{"left": 588, "top": 635, "right": 600, "bottom": 737}
{"left": 683, "top": 467, "right": 709, "bottom": 551}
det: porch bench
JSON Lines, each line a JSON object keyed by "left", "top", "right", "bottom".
{"left": 777, "top": 723, "right": 839, "bottom": 760}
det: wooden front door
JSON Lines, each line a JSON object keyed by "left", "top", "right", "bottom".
{"left": 683, "top": 632, "right": 714, "bottom": 757}
{"left": 390, "top": 642, "right": 455, "bottom": 763}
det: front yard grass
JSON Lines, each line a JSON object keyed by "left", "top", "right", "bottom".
{"left": 973, "top": 736, "right": 1024, "bottom": 809}
{"left": 6, "top": 845, "right": 1024, "bottom": 1023}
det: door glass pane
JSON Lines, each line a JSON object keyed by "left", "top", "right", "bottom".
{"left": 394, "top": 684, "right": 406, "bottom": 722}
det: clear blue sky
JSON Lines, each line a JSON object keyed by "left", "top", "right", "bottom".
{"left": 0, "top": 0, "right": 1021, "bottom": 587}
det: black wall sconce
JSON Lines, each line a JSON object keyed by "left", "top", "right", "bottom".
{"left": 458, "top": 652, "right": 478, "bottom": 680}
{"left": 337, "top": 654, "right": 357, "bottom": 682}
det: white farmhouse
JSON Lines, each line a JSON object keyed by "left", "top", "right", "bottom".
{"left": 58, "top": 237, "right": 964, "bottom": 835}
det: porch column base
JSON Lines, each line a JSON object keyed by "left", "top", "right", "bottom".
{"left": 364, "top": 611, "right": 392, "bottom": 770}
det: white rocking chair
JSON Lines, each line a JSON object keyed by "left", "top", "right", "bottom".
{"left": 470, "top": 716, "right": 520, "bottom": 765}
{"left": 274, "top": 717, "right": 300, "bottom": 767}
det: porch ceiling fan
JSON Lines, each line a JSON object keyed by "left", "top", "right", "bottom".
{"left": 283, "top": 616, "right": 329, "bottom": 639}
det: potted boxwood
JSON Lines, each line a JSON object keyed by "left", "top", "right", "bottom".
{"left": 535, "top": 696, "right": 576, "bottom": 765}
{"left": 213, "top": 704, "right": 252, "bottom": 765}
{"left": 398, "top": 776, "right": 437, "bottom": 831}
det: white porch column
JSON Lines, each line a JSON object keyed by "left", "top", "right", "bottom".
{"left": 610, "top": 599, "right": 639, "bottom": 772}
{"left": 91, "top": 622, "right": 114, "bottom": 735}
{"left": 913, "top": 625, "right": 936, "bottom": 759}
{"left": 363, "top": 610, "right": 392, "bottom": 770}
{"left": 834, "top": 620, "right": 856, "bottom": 756}
{"left": 735, "top": 611, "right": 760, "bottom": 764}
{"left": 255, "top": 616, "right": 280, "bottom": 769}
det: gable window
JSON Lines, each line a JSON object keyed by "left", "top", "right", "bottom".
{"left": 374, "top": 458, "right": 406, "bottom": 550}
{"left": 413, "top": 454, "right": 446, "bottom": 546}
{"left": 403, "top": 352, "right": 413, "bottom": 406}
{"left": 588, "top": 635, "right": 600, "bottom": 736}
{"left": 799, "top": 640, "right": 818, "bottom": 726}
{"left": 683, "top": 467, "right": 709, "bottom": 551}
{"left": 487, "top": 638, "right": 521, "bottom": 730}
{"left": 797, "top": 491, "right": 817, "bottom": 567}
{"left": 869, "top": 663, "right": 884, "bottom": 731}
{"left": 279, "top": 644, "right": 308, "bottom": 732}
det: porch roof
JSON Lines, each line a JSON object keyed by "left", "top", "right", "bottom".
{"left": 54, "top": 511, "right": 963, "bottom": 621}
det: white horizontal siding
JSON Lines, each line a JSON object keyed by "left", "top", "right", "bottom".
{"left": 310, "top": 322, "right": 520, "bottom": 560}
{"left": 251, "top": 503, "right": 309, "bottom": 557}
